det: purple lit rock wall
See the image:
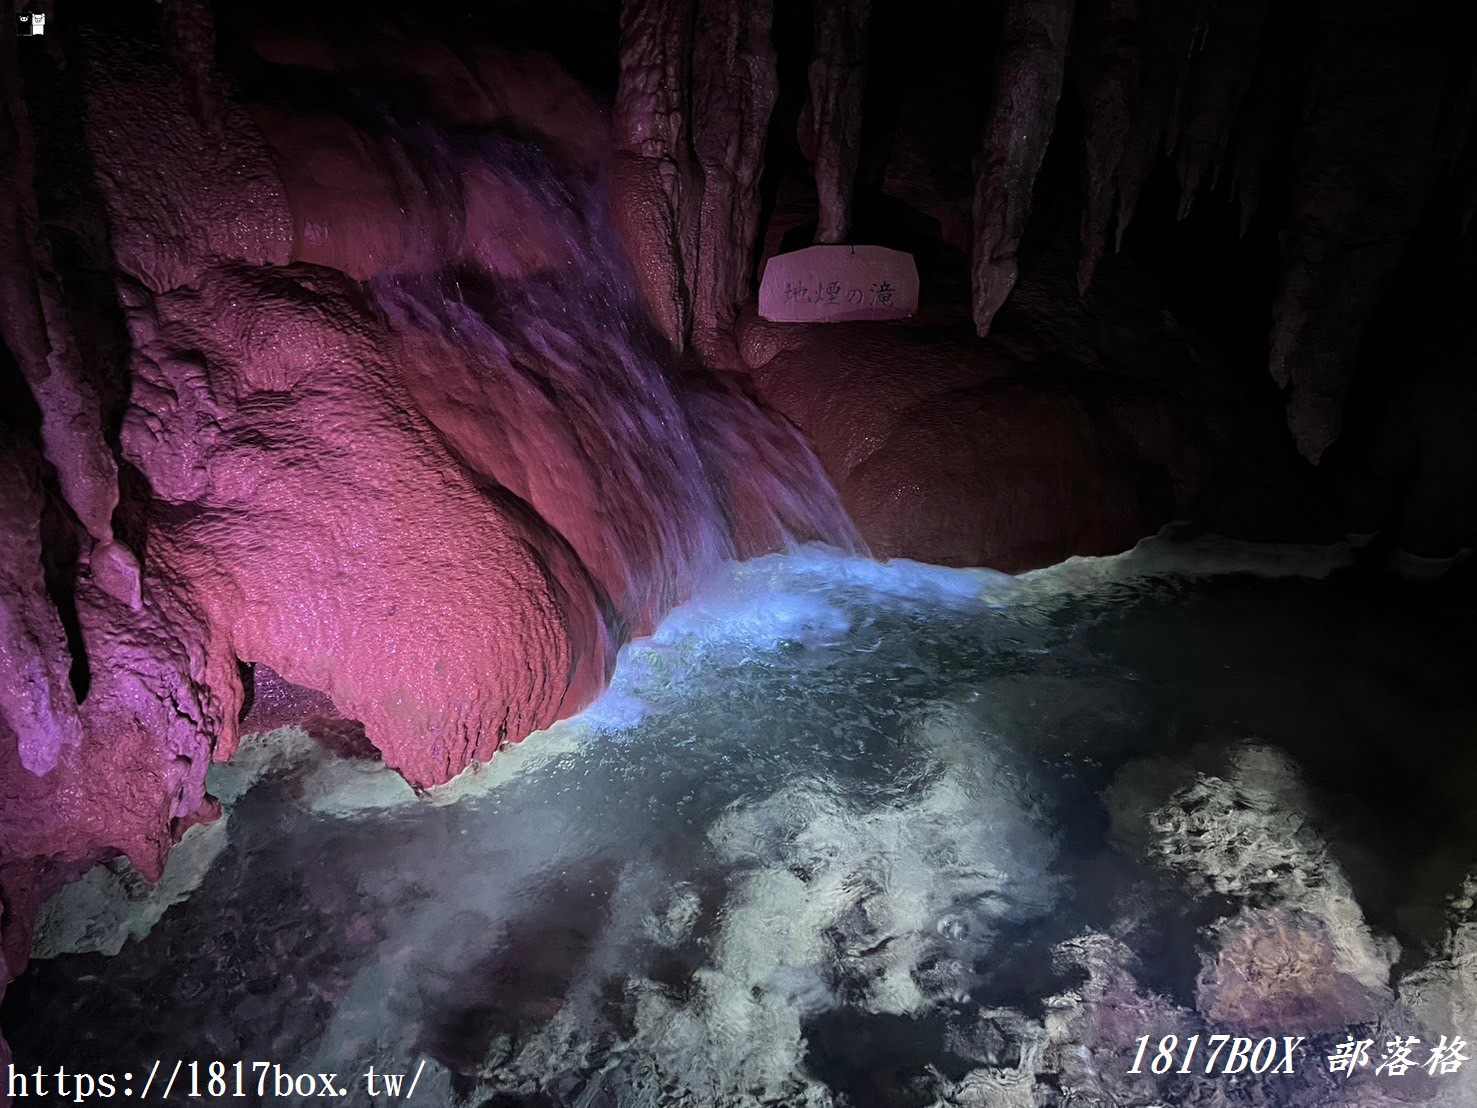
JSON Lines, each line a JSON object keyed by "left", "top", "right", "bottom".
{"left": 0, "top": 5, "right": 850, "bottom": 1062}
{"left": 2, "top": 0, "right": 1477, "bottom": 1077}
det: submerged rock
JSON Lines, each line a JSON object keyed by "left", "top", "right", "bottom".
{"left": 1112, "top": 744, "right": 1398, "bottom": 1029}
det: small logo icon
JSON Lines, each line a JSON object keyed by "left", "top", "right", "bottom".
{"left": 17, "top": 11, "right": 46, "bottom": 36}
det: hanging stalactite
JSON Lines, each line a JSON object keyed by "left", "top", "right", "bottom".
{"left": 970, "top": 0, "right": 1074, "bottom": 337}
{"left": 613, "top": 0, "right": 700, "bottom": 350}
{"left": 1268, "top": 0, "right": 1456, "bottom": 462}
{"left": 805, "top": 0, "right": 872, "bottom": 244}
{"left": 689, "top": 0, "right": 779, "bottom": 358}
{"left": 1169, "top": 0, "right": 1273, "bottom": 219}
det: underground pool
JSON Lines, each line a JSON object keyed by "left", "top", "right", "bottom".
{"left": 7, "top": 537, "right": 1477, "bottom": 1108}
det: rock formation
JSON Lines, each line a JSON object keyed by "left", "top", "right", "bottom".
{"left": 613, "top": 0, "right": 701, "bottom": 350}
{"left": 3, "top": 0, "right": 1476, "bottom": 1077}
{"left": 0, "top": 439, "right": 82, "bottom": 777}
{"left": 612, "top": 0, "right": 779, "bottom": 360}
{"left": 969, "top": 0, "right": 1075, "bottom": 337}
{"left": 688, "top": 0, "right": 778, "bottom": 359}
{"left": 0, "top": 7, "right": 829, "bottom": 1066}
{"left": 1268, "top": 0, "right": 1473, "bottom": 463}
{"left": 804, "top": 0, "right": 872, "bottom": 244}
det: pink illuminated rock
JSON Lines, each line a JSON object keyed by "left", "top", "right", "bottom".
{"left": 117, "top": 263, "right": 617, "bottom": 790}
{"left": 1, "top": 27, "right": 122, "bottom": 554}
{"left": 243, "top": 36, "right": 609, "bottom": 286}
{"left": 0, "top": 443, "right": 83, "bottom": 776}
{"left": 0, "top": 550, "right": 238, "bottom": 1009}
{"left": 610, "top": 0, "right": 783, "bottom": 358}
{"left": 690, "top": 0, "right": 779, "bottom": 357}
{"left": 758, "top": 245, "right": 918, "bottom": 323}
{"left": 737, "top": 310, "right": 1192, "bottom": 571}
{"left": 40, "top": 26, "right": 856, "bottom": 810}
{"left": 241, "top": 665, "right": 380, "bottom": 762}
{"left": 612, "top": 0, "right": 701, "bottom": 350}
{"left": 80, "top": 35, "right": 293, "bottom": 292}
{"left": 805, "top": 0, "right": 872, "bottom": 244}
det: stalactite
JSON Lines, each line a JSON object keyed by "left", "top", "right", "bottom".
{"left": 614, "top": 0, "right": 693, "bottom": 193}
{"left": 1435, "top": 38, "right": 1477, "bottom": 173}
{"left": 1226, "top": 0, "right": 1313, "bottom": 238}
{"left": 613, "top": 0, "right": 700, "bottom": 349}
{"left": 1436, "top": 39, "right": 1477, "bottom": 240}
{"left": 1109, "top": 35, "right": 1174, "bottom": 252}
{"left": 1157, "top": 0, "right": 1214, "bottom": 157}
{"left": 806, "top": 0, "right": 872, "bottom": 244}
{"left": 1170, "top": 0, "right": 1272, "bottom": 219}
{"left": 970, "top": 0, "right": 1074, "bottom": 336}
{"left": 0, "top": 22, "right": 122, "bottom": 559}
{"left": 1119, "top": 0, "right": 1212, "bottom": 242}
{"left": 1269, "top": 0, "right": 1452, "bottom": 462}
{"left": 690, "top": 0, "right": 778, "bottom": 356}
{"left": 1455, "top": 136, "right": 1477, "bottom": 239}
{"left": 1074, "top": 0, "right": 1151, "bottom": 293}
{"left": 0, "top": 440, "right": 83, "bottom": 776}
{"left": 158, "top": 0, "right": 221, "bottom": 136}
{"left": 1227, "top": 92, "right": 1271, "bottom": 239}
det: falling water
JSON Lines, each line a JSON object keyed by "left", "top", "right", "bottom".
{"left": 363, "top": 124, "right": 861, "bottom": 637}
{"left": 11, "top": 75, "right": 1477, "bottom": 1108}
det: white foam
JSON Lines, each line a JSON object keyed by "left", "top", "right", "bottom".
{"left": 1010, "top": 525, "right": 1363, "bottom": 601}
{"left": 29, "top": 532, "right": 1412, "bottom": 1106}
{"left": 390, "top": 699, "right": 1059, "bottom": 1104}
{"left": 32, "top": 819, "right": 228, "bottom": 958}
{"left": 1109, "top": 743, "right": 1397, "bottom": 1012}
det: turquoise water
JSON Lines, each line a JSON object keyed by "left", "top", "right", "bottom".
{"left": 9, "top": 540, "right": 1477, "bottom": 1107}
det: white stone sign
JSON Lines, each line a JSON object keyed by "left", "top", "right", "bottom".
{"left": 759, "top": 245, "right": 919, "bottom": 323}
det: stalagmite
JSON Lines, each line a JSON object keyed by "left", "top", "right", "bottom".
{"left": 613, "top": 0, "right": 700, "bottom": 349}
{"left": 690, "top": 0, "right": 778, "bottom": 356}
{"left": 806, "top": 0, "right": 872, "bottom": 244}
{"left": 1170, "top": 0, "right": 1273, "bottom": 219}
{"left": 970, "top": 0, "right": 1074, "bottom": 337}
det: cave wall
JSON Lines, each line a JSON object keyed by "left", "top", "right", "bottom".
{"left": 605, "top": 0, "right": 1476, "bottom": 557}
{"left": 2, "top": 0, "right": 1476, "bottom": 1077}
